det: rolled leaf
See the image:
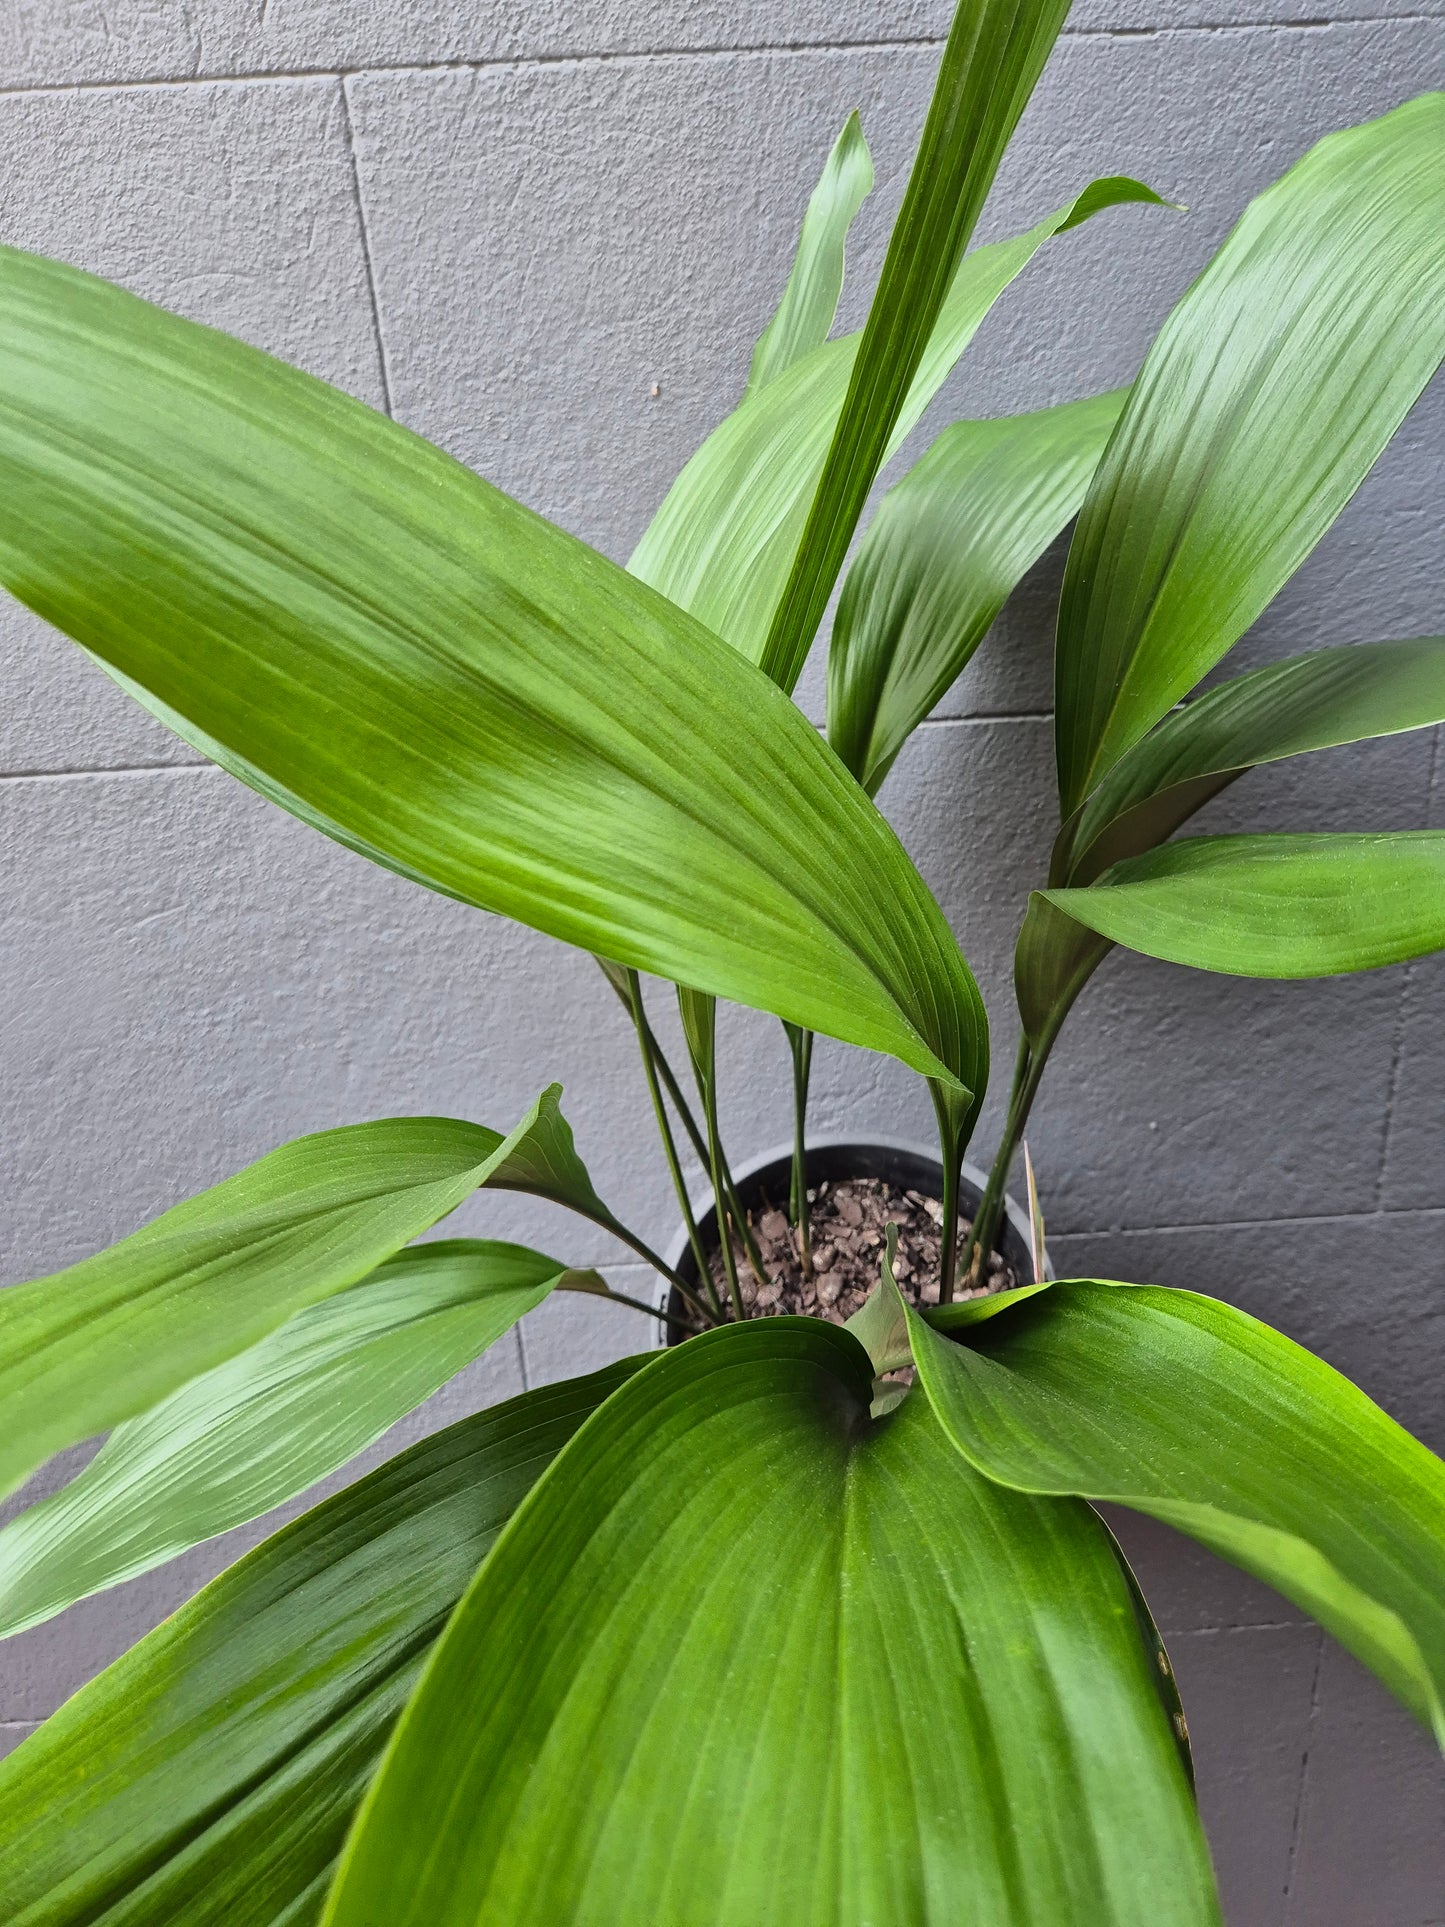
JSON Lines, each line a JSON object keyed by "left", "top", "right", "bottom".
{"left": 1014, "top": 891, "right": 1114, "bottom": 1051}
{"left": 830, "top": 389, "right": 1126, "bottom": 794}
{"left": 0, "top": 1363, "right": 641, "bottom": 1925}
{"left": 631, "top": 178, "right": 1163, "bottom": 681}
{"left": 1055, "top": 91, "right": 1445, "bottom": 812}
{"left": 0, "top": 245, "right": 982, "bottom": 1094}
{"left": 760, "top": 0, "right": 1076, "bottom": 692}
{"left": 1040, "top": 831, "right": 1445, "bottom": 977}
{"left": 746, "top": 112, "right": 873, "bottom": 397}
{"left": 0, "top": 1239, "right": 595, "bottom": 1638}
{"left": 1058, "top": 635, "right": 1445, "bottom": 883}
{"left": 0, "top": 1084, "right": 609, "bottom": 1500}
{"left": 325, "top": 1320, "right": 1218, "bottom": 1926}
{"left": 909, "top": 1283, "right": 1445, "bottom": 1743}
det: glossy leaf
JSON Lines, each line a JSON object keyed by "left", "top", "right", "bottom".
{"left": 0, "top": 245, "right": 982, "bottom": 1093}
{"left": 1055, "top": 92, "right": 1445, "bottom": 811}
{"left": 630, "top": 178, "right": 1163, "bottom": 681}
{"left": 910, "top": 1283, "right": 1445, "bottom": 1741}
{"left": 0, "top": 1081, "right": 621, "bottom": 1503}
{"left": 760, "top": 0, "right": 1075, "bottom": 691}
{"left": 1059, "top": 635, "right": 1445, "bottom": 883}
{"left": 830, "top": 389, "right": 1126, "bottom": 794}
{"left": 746, "top": 112, "right": 873, "bottom": 397}
{"left": 0, "top": 1363, "right": 641, "bottom": 1925}
{"left": 1041, "top": 831, "right": 1445, "bottom": 977}
{"left": 0, "top": 1239, "right": 596, "bottom": 1638}
{"left": 326, "top": 1320, "right": 1218, "bottom": 1926}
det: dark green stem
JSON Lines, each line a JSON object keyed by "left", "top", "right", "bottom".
{"left": 960, "top": 1033, "right": 1052, "bottom": 1292}
{"left": 625, "top": 970, "right": 719, "bottom": 1316}
{"left": 595, "top": 1212, "right": 719, "bottom": 1329}
{"left": 785, "top": 1024, "right": 814, "bottom": 1279}
{"left": 701, "top": 1081, "right": 747, "bottom": 1323}
{"left": 587, "top": 1284, "right": 699, "bottom": 1332}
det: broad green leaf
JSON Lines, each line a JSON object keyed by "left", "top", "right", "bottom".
{"left": 630, "top": 178, "right": 1163, "bottom": 681}
{"left": 830, "top": 389, "right": 1127, "bottom": 794}
{"left": 1055, "top": 92, "right": 1445, "bottom": 812}
{"left": 0, "top": 1084, "right": 611, "bottom": 1502}
{"left": 760, "top": 0, "right": 1077, "bottom": 693}
{"left": 910, "top": 1283, "right": 1445, "bottom": 1742}
{"left": 0, "top": 246, "right": 982, "bottom": 1095}
{"left": 1014, "top": 889, "right": 1114, "bottom": 1051}
{"left": 1059, "top": 635, "right": 1445, "bottom": 883}
{"left": 1040, "top": 831, "right": 1445, "bottom": 977}
{"left": 746, "top": 113, "right": 873, "bottom": 397}
{"left": 326, "top": 1320, "right": 1218, "bottom": 1927}
{"left": 0, "top": 1239, "right": 596, "bottom": 1639}
{"left": 0, "top": 1363, "right": 641, "bottom": 1926}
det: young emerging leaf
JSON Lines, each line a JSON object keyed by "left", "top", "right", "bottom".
{"left": 0, "top": 1240, "right": 595, "bottom": 1638}
{"left": 761, "top": 0, "right": 1079, "bottom": 691}
{"left": 0, "top": 1364, "right": 641, "bottom": 1924}
{"left": 1055, "top": 92, "right": 1445, "bottom": 811}
{"left": 910, "top": 1283, "right": 1445, "bottom": 1744}
{"left": 631, "top": 180, "right": 1162, "bottom": 682}
{"left": 325, "top": 1320, "right": 1218, "bottom": 1926}
{"left": 746, "top": 112, "right": 874, "bottom": 397}
{"left": 829, "top": 390, "right": 1127, "bottom": 794}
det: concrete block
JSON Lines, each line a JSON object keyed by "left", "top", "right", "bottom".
{"left": 1285, "top": 1638, "right": 1445, "bottom": 1927}
{"left": 0, "top": 74, "right": 387, "bottom": 774}
{"left": 1, "top": 2, "right": 1430, "bottom": 90}
{"left": 1170, "top": 1622, "right": 1322, "bottom": 1927}
{"left": 0, "top": 766, "right": 680, "bottom": 1285}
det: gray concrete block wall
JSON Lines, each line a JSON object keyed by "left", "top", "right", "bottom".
{"left": 1, "top": 3, "right": 1442, "bottom": 1918}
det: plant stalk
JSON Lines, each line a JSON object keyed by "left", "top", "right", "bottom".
{"left": 785, "top": 1023, "right": 814, "bottom": 1279}
{"left": 960, "top": 1033, "right": 1052, "bottom": 1292}
{"left": 596, "top": 1215, "right": 719, "bottom": 1329}
{"left": 701, "top": 1081, "right": 747, "bottom": 1323}
{"left": 625, "top": 970, "right": 719, "bottom": 1315}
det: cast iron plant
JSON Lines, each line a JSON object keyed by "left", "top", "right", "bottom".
{"left": 0, "top": 1, "right": 1441, "bottom": 1918}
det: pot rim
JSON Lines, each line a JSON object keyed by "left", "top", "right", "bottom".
{"left": 658, "top": 1133, "right": 1046, "bottom": 1331}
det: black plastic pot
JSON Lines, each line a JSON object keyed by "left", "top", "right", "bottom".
{"left": 662, "top": 1135, "right": 1038, "bottom": 1345}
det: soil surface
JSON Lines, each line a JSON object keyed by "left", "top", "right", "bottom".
{"left": 686, "top": 1175, "right": 1019, "bottom": 1330}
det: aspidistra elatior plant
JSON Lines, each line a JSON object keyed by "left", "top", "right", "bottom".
{"left": 0, "top": 0, "right": 1440, "bottom": 1910}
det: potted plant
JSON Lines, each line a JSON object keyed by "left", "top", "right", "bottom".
{"left": 0, "top": 0, "right": 1440, "bottom": 1913}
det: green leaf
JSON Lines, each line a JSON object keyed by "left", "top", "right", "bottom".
{"left": 746, "top": 112, "right": 873, "bottom": 397}
{"left": 910, "top": 1283, "right": 1445, "bottom": 1743}
{"left": 630, "top": 178, "right": 1163, "bottom": 682}
{"left": 0, "top": 245, "right": 982, "bottom": 1096}
{"left": 1014, "top": 890, "right": 1114, "bottom": 1052}
{"left": 0, "top": 1363, "right": 641, "bottom": 1926}
{"left": 1055, "top": 92, "right": 1445, "bottom": 812}
{"left": 829, "top": 389, "right": 1127, "bottom": 794}
{"left": 759, "top": 0, "right": 1078, "bottom": 692}
{"left": 1040, "top": 831, "right": 1445, "bottom": 977}
{"left": 325, "top": 1320, "right": 1218, "bottom": 1926}
{"left": 1059, "top": 635, "right": 1445, "bottom": 883}
{"left": 0, "top": 1239, "right": 594, "bottom": 1639}
{"left": 0, "top": 1084, "right": 611, "bottom": 1502}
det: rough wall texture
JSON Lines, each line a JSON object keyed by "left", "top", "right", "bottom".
{"left": 0, "top": 3, "right": 1442, "bottom": 1920}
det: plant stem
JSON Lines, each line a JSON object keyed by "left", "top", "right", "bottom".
{"left": 586, "top": 1284, "right": 699, "bottom": 1332}
{"left": 594, "top": 1214, "right": 719, "bottom": 1328}
{"left": 625, "top": 970, "right": 719, "bottom": 1316}
{"left": 785, "top": 1023, "right": 814, "bottom": 1279}
{"left": 701, "top": 1079, "right": 747, "bottom": 1322}
{"left": 960, "top": 1033, "right": 1052, "bottom": 1292}
{"left": 938, "top": 1145, "right": 961, "bottom": 1303}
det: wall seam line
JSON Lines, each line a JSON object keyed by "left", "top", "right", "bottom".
{"left": 1280, "top": 1626, "right": 1326, "bottom": 1923}
{"left": 0, "top": 15, "right": 1433, "bottom": 98}
{"left": 1374, "top": 719, "right": 1442, "bottom": 1207}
